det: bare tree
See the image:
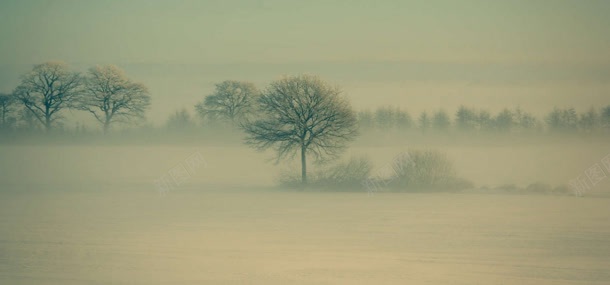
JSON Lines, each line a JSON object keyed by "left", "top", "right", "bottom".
{"left": 477, "top": 110, "right": 493, "bottom": 131}
{"left": 601, "top": 105, "right": 610, "bottom": 132}
{"left": 242, "top": 75, "right": 358, "bottom": 186}
{"left": 0, "top": 92, "right": 17, "bottom": 129}
{"left": 546, "top": 107, "right": 578, "bottom": 133}
{"left": 78, "top": 65, "right": 151, "bottom": 134}
{"left": 356, "top": 110, "right": 374, "bottom": 128}
{"left": 432, "top": 109, "right": 451, "bottom": 132}
{"left": 166, "top": 108, "right": 195, "bottom": 130}
{"left": 195, "top": 80, "right": 259, "bottom": 125}
{"left": 455, "top": 105, "right": 477, "bottom": 132}
{"left": 374, "top": 107, "right": 394, "bottom": 129}
{"left": 418, "top": 111, "right": 431, "bottom": 133}
{"left": 494, "top": 108, "right": 514, "bottom": 133}
{"left": 13, "top": 62, "right": 81, "bottom": 131}
{"left": 578, "top": 107, "right": 600, "bottom": 133}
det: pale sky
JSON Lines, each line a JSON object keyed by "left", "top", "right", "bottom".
{"left": 1, "top": 0, "right": 609, "bottom": 125}
{"left": 2, "top": 0, "right": 609, "bottom": 65}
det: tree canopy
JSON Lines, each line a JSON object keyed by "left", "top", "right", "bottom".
{"left": 195, "top": 80, "right": 259, "bottom": 126}
{"left": 242, "top": 75, "right": 358, "bottom": 185}
{"left": 13, "top": 61, "right": 81, "bottom": 131}
{"left": 78, "top": 65, "right": 151, "bottom": 134}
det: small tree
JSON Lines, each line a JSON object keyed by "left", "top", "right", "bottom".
{"left": 494, "top": 108, "right": 514, "bottom": 133}
{"left": 600, "top": 105, "right": 610, "bottom": 132}
{"left": 166, "top": 108, "right": 195, "bottom": 130}
{"left": 578, "top": 107, "right": 600, "bottom": 133}
{"left": 477, "top": 110, "right": 493, "bottom": 132}
{"left": 546, "top": 107, "right": 578, "bottom": 133}
{"left": 374, "top": 106, "right": 394, "bottom": 129}
{"left": 356, "top": 110, "right": 374, "bottom": 129}
{"left": 432, "top": 110, "right": 451, "bottom": 132}
{"left": 395, "top": 108, "right": 413, "bottom": 129}
{"left": 513, "top": 107, "right": 539, "bottom": 133}
{"left": 195, "top": 80, "right": 259, "bottom": 126}
{"left": 0, "top": 93, "right": 17, "bottom": 129}
{"left": 242, "top": 75, "right": 358, "bottom": 186}
{"left": 13, "top": 62, "right": 81, "bottom": 131}
{"left": 78, "top": 65, "right": 151, "bottom": 134}
{"left": 418, "top": 111, "right": 431, "bottom": 134}
{"left": 455, "top": 105, "right": 477, "bottom": 132}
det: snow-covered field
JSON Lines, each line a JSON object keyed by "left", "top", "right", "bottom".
{"left": 1, "top": 144, "right": 609, "bottom": 284}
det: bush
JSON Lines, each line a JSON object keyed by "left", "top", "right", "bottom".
{"left": 315, "top": 156, "right": 373, "bottom": 189}
{"left": 442, "top": 176, "right": 476, "bottom": 191}
{"left": 492, "top": 184, "right": 520, "bottom": 192}
{"left": 551, "top": 184, "right": 571, "bottom": 195}
{"left": 279, "top": 156, "right": 373, "bottom": 191}
{"left": 487, "top": 182, "right": 571, "bottom": 195}
{"left": 389, "top": 149, "right": 472, "bottom": 191}
{"left": 525, "top": 182, "right": 552, "bottom": 193}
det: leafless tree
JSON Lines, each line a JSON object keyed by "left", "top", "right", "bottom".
{"left": 78, "top": 65, "right": 151, "bottom": 134}
{"left": 0, "top": 92, "right": 17, "bottom": 129}
{"left": 13, "top": 62, "right": 81, "bottom": 131}
{"left": 242, "top": 75, "right": 358, "bottom": 186}
{"left": 166, "top": 108, "right": 195, "bottom": 130}
{"left": 195, "top": 80, "right": 259, "bottom": 125}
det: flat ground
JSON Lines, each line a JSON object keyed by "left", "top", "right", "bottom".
{"left": 1, "top": 189, "right": 609, "bottom": 284}
{"left": 1, "top": 144, "right": 609, "bottom": 284}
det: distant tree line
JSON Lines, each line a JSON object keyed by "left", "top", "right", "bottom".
{"left": 355, "top": 105, "right": 610, "bottom": 135}
{"left": 2, "top": 61, "right": 609, "bottom": 138}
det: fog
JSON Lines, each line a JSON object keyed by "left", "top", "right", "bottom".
{"left": 2, "top": 1, "right": 610, "bottom": 284}
{"left": 2, "top": 133, "right": 609, "bottom": 192}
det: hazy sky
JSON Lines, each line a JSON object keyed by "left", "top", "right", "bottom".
{"left": 2, "top": 0, "right": 609, "bottom": 65}
{"left": 1, "top": 0, "right": 609, "bottom": 125}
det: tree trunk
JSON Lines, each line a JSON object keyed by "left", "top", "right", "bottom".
{"left": 45, "top": 115, "right": 52, "bottom": 132}
{"left": 301, "top": 146, "right": 307, "bottom": 187}
{"left": 103, "top": 121, "right": 110, "bottom": 135}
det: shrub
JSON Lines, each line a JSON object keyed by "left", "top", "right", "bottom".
{"left": 315, "top": 156, "right": 373, "bottom": 189}
{"left": 389, "top": 149, "right": 472, "bottom": 191}
{"left": 551, "top": 184, "right": 571, "bottom": 194}
{"left": 494, "top": 184, "right": 519, "bottom": 192}
{"left": 489, "top": 183, "right": 571, "bottom": 195}
{"left": 525, "top": 182, "right": 552, "bottom": 193}
{"left": 442, "top": 176, "right": 475, "bottom": 191}
{"left": 280, "top": 156, "right": 373, "bottom": 191}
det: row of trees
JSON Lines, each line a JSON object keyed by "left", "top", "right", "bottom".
{"left": 3, "top": 71, "right": 357, "bottom": 185}
{"left": 3, "top": 62, "right": 608, "bottom": 138}
{"left": 0, "top": 62, "right": 151, "bottom": 134}
{"left": 355, "top": 105, "right": 610, "bottom": 134}
{"left": 171, "top": 79, "right": 610, "bottom": 136}
{"left": 173, "top": 81, "right": 609, "bottom": 136}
